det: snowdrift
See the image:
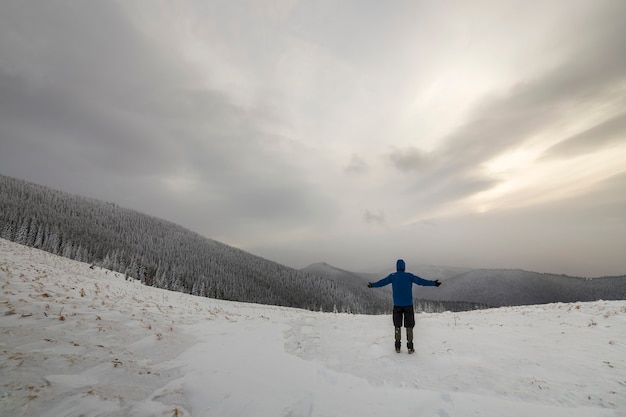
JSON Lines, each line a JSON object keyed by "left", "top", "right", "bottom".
{"left": 1, "top": 238, "right": 625, "bottom": 417}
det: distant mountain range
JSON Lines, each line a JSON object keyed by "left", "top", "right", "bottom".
{"left": 303, "top": 262, "right": 626, "bottom": 308}
{"left": 1, "top": 173, "right": 624, "bottom": 313}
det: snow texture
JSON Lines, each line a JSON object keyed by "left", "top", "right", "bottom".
{"left": 1, "top": 238, "right": 626, "bottom": 417}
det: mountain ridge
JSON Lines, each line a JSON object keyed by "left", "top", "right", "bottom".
{"left": 304, "top": 261, "right": 626, "bottom": 307}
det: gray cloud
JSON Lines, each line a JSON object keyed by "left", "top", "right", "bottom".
{"left": 0, "top": 1, "right": 335, "bottom": 241}
{"left": 344, "top": 154, "right": 368, "bottom": 175}
{"left": 387, "top": 147, "right": 431, "bottom": 173}
{"left": 364, "top": 209, "right": 386, "bottom": 226}
{"left": 542, "top": 112, "right": 626, "bottom": 159}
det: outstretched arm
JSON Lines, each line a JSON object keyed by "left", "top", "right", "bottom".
{"left": 368, "top": 275, "right": 392, "bottom": 288}
{"left": 411, "top": 274, "right": 441, "bottom": 287}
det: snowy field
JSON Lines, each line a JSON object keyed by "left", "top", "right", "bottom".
{"left": 1, "top": 238, "right": 625, "bottom": 417}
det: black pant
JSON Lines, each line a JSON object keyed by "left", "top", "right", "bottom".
{"left": 393, "top": 305, "right": 415, "bottom": 328}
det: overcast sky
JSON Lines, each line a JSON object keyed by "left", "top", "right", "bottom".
{"left": 1, "top": 1, "right": 625, "bottom": 277}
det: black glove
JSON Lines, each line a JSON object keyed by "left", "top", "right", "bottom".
{"left": 434, "top": 280, "right": 441, "bottom": 287}
{"left": 367, "top": 282, "right": 373, "bottom": 288}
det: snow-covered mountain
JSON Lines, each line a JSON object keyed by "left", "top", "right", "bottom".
{"left": 2, "top": 239, "right": 625, "bottom": 416}
{"left": 0, "top": 175, "right": 390, "bottom": 314}
{"left": 305, "top": 261, "right": 626, "bottom": 308}
{"left": 301, "top": 262, "right": 394, "bottom": 310}
{"left": 418, "top": 268, "right": 626, "bottom": 306}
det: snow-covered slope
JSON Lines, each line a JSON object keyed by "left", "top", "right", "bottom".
{"left": 2, "top": 238, "right": 625, "bottom": 417}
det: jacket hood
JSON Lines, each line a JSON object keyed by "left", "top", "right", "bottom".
{"left": 396, "top": 259, "right": 406, "bottom": 272}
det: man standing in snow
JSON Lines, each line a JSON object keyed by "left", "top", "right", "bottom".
{"left": 368, "top": 259, "right": 441, "bottom": 353}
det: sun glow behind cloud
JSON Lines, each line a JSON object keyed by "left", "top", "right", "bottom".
{"left": 467, "top": 143, "right": 626, "bottom": 215}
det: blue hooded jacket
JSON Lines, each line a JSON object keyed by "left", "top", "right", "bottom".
{"left": 370, "top": 259, "right": 438, "bottom": 307}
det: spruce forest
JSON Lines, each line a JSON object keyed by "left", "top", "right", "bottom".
{"left": 0, "top": 175, "right": 484, "bottom": 314}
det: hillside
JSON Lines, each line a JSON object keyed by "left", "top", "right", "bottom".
{"left": 1, "top": 239, "right": 625, "bottom": 416}
{"left": 0, "top": 174, "right": 388, "bottom": 314}
{"left": 301, "top": 262, "right": 394, "bottom": 310}
{"left": 417, "top": 268, "right": 626, "bottom": 307}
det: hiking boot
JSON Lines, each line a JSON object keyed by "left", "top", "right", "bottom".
{"left": 394, "top": 327, "right": 402, "bottom": 353}
{"left": 407, "top": 342, "right": 415, "bottom": 354}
